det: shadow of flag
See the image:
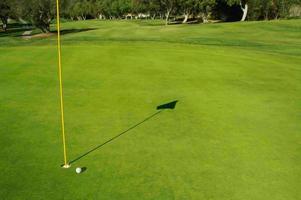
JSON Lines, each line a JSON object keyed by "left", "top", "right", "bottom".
{"left": 157, "top": 100, "right": 178, "bottom": 110}
{"left": 67, "top": 100, "right": 179, "bottom": 165}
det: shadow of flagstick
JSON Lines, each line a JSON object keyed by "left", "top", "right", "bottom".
{"left": 69, "top": 110, "right": 163, "bottom": 164}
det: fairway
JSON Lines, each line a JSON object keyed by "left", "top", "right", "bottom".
{"left": 0, "top": 20, "right": 301, "bottom": 199}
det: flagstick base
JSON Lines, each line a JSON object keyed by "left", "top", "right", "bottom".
{"left": 62, "top": 164, "right": 71, "bottom": 169}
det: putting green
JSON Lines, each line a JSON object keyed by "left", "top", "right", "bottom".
{"left": 0, "top": 20, "right": 300, "bottom": 199}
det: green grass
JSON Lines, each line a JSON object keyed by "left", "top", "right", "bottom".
{"left": 0, "top": 19, "right": 301, "bottom": 199}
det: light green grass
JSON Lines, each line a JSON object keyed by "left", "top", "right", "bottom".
{"left": 0, "top": 20, "right": 301, "bottom": 199}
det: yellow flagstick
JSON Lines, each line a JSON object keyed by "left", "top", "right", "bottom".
{"left": 56, "top": 0, "right": 70, "bottom": 168}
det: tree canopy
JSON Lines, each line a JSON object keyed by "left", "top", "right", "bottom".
{"left": 0, "top": 0, "right": 300, "bottom": 32}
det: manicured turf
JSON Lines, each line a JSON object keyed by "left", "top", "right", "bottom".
{"left": 0, "top": 20, "right": 301, "bottom": 199}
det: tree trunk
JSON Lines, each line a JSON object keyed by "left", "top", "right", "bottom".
{"left": 1, "top": 17, "right": 8, "bottom": 31}
{"left": 39, "top": 24, "right": 50, "bottom": 33}
{"left": 152, "top": 14, "right": 156, "bottom": 20}
{"left": 2, "top": 23, "right": 7, "bottom": 31}
{"left": 165, "top": 9, "right": 171, "bottom": 25}
{"left": 182, "top": 13, "right": 189, "bottom": 23}
{"left": 18, "top": 18, "right": 27, "bottom": 24}
{"left": 240, "top": 2, "right": 248, "bottom": 21}
{"left": 45, "top": 26, "right": 50, "bottom": 33}
{"left": 264, "top": 11, "right": 269, "bottom": 20}
{"left": 201, "top": 13, "right": 209, "bottom": 23}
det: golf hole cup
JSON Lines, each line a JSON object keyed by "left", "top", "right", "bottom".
{"left": 76, "top": 167, "right": 82, "bottom": 174}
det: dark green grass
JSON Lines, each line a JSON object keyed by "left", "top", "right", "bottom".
{"left": 0, "top": 20, "right": 301, "bottom": 199}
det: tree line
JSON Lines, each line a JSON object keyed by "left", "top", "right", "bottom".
{"left": 1, "top": 0, "right": 300, "bottom": 32}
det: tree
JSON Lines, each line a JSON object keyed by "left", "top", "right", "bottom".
{"left": 133, "top": 0, "right": 162, "bottom": 19}
{"left": 148, "top": 0, "right": 161, "bottom": 19}
{"left": 32, "top": 0, "right": 54, "bottom": 32}
{"left": 225, "top": 0, "right": 249, "bottom": 21}
{"left": 197, "top": 0, "right": 216, "bottom": 22}
{"left": 179, "top": 0, "right": 196, "bottom": 23}
{"left": 160, "top": 0, "right": 178, "bottom": 25}
{"left": 17, "top": 0, "right": 56, "bottom": 33}
{"left": 246, "top": 0, "right": 301, "bottom": 20}
{"left": 273, "top": 0, "right": 301, "bottom": 19}
{"left": 178, "top": 0, "right": 215, "bottom": 23}
{"left": 0, "top": 0, "right": 11, "bottom": 31}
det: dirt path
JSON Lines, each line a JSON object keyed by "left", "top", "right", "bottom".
{"left": 22, "top": 31, "right": 55, "bottom": 39}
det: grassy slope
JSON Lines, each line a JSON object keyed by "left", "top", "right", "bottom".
{"left": 0, "top": 20, "right": 300, "bottom": 199}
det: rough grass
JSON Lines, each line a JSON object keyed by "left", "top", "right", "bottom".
{"left": 0, "top": 19, "right": 300, "bottom": 199}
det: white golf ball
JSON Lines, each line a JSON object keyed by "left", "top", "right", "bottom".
{"left": 76, "top": 167, "right": 82, "bottom": 174}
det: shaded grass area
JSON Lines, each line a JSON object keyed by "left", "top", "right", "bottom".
{"left": 0, "top": 20, "right": 300, "bottom": 199}
{"left": 1, "top": 19, "right": 301, "bottom": 55}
